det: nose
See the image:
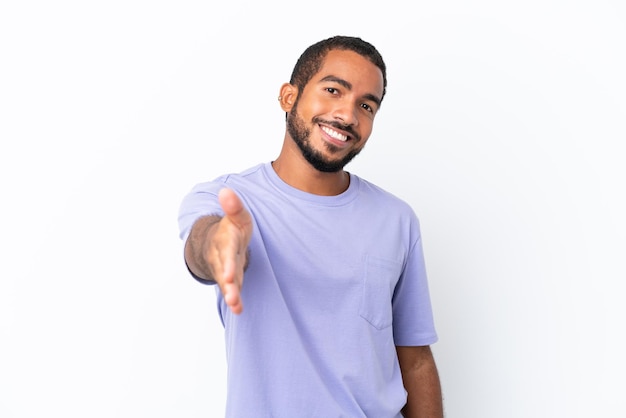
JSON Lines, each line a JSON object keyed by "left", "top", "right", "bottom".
{"left": 332, "top": 99, "right": 359, "bottom": 127}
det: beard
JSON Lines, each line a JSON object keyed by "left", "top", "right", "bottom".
{"left": 286, "top": 105, "right": 362, "bottom": 173}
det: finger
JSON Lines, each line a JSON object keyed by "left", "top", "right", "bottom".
{"left": 221, "top": 257, "right": 244, "bottom": 313}
{"left": 223, "top": 282, "right": 243, "bottom": 314}
{"left": 220, "top": 252, "right": 237, "bottom": 284}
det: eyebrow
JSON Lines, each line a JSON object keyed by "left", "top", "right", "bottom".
{"left": 319, "top": 75, "right": 382, "bottom": 108}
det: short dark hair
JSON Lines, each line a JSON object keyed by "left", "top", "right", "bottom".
{"left": 289, "top": 35, "right": 387, "bottom": 102}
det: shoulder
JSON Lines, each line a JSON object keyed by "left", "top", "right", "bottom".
{"left": 188, "top": 163, "right": 266, "bottom": 192}
{"left": 354, "top": 175, "right": 416, "bottom": 214}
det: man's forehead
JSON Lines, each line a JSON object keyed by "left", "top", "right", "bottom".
{"left": 314, "top": 50, "right": 384, "bottom": 97}
{"left": 320, "top": 49, "right": 372, "bottom": 69}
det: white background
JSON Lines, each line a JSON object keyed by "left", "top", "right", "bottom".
{"left": 1, "top": 1, "right": 625, "bottom": 417}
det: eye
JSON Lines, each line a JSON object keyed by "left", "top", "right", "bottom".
{"left": 361, "top": 103, "right": 374, "bottom": 113}
{"left": 325, "top": 87, "right": 339, "bottom": 95}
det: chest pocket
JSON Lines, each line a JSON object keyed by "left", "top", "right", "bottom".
{"left": 359, "top": 256, "right": 403, "bottom": 330}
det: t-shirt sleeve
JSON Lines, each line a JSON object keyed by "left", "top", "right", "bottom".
{"left": 177, "top": 181, "right": 226, "bottom": 243}
{"left": 391, "top": 219, "right": 439, "bottom": 346}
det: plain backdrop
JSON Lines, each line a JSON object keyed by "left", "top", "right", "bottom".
{"left": 1, "top": 1, "right": 625, "bottom": 417}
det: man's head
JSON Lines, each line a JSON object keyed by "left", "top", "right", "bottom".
{"left": 289, "top": 36, "right": 387, "bottom": 104}
{"left": 280, "top": 36, "right": 387, "bottom": 173}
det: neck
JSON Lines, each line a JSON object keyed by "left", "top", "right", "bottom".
{"left": 272, "top": 148, "right": 350, "bottom": 196}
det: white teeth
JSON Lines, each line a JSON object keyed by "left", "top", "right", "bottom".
{"left": 321, "top": 126, "right": 348, "bottom": 141}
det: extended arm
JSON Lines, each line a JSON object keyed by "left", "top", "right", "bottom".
{"left": 396, "top": 345, "right": 443, "bottom": 418}
{"left": 184, "top": 188, "right": 252, "bottom": 314}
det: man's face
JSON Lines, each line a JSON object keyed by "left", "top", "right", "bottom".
{"left": 286, "top": 49, "right": 384, "bottom": 173}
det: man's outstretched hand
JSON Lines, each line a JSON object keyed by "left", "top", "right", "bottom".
{"left": 186, "top": 188, "right": 252, "bottom": 314}
{"left": 213, "top": 188, "right": 252, "bottom": 314}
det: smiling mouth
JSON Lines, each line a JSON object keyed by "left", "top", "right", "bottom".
{"left": 321, "top": 125, "right": 349, "bottom": 142}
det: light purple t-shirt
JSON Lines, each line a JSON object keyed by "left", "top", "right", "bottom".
{"left": 178, "top": 163, "right": 438, "bottom": 418}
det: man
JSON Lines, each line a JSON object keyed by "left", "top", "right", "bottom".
{"left": 178, "top": 35, "right": 443, "bottom": 417}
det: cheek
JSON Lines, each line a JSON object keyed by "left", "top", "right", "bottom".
{"left": 307, "top": 99, "right": 332, "bottom": 117}
{"left": 359, "top": 117, "right": 374, "bottom": 137}
{"left": 296, "top": 91, "right": 325, "bottom": 115}
{"left": 306, "top": 91, "right": 346, "bottom": 117}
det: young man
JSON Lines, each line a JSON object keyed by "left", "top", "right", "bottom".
{"left": 178, "top": 35, "right": 443, "bottom": 418}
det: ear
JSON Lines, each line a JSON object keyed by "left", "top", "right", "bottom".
{"left": 278, "top": 83, "right": 298, "bottom": 112}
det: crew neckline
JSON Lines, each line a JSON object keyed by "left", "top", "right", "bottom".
{"left": 262, "top": 162, "right": 359, "bottom": 206}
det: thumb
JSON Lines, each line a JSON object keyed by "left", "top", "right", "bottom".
{"left": 218, "top": 188, "right": 251, "bottom": 227}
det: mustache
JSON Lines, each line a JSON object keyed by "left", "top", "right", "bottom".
{"left": 312, "top": 117, "right": 361, "bottom": 142}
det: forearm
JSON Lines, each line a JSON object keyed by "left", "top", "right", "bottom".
{"left": 184, "top": 215, "right": 223, "bottom": 281}
{"left": 402, "top": 363, "right": 443, "bottom": 417}
{"left": 397, "top": 346, "right": 443, "bottom": 418}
